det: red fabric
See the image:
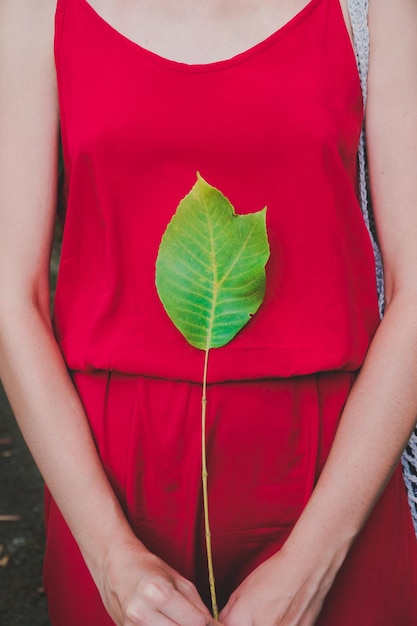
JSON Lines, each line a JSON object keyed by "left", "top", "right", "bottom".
{"left": 44, "top": 372, "right": 417, "bottom": 624}
{"left": 45, "top": 0, "right": 417, "bottom": 623}
{"left": 53, "top": 0, "right": 380, "bottom": 381}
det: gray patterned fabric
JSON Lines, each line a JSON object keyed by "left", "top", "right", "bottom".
{"left": 347, "top": 0, "right": 417, "bottom": 533}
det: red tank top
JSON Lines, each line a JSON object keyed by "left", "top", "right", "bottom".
{"left": 53, "top": 0, "right": 380, "bottom": 382}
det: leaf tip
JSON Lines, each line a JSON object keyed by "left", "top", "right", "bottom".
{"left": 195, "top": 171, "right": 209, "bottom": 189}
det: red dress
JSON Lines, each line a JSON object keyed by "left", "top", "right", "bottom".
{"left": 45, "top": 0, "right": 417, "bottom": 623}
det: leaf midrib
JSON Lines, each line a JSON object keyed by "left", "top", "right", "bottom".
{"left": 202, "top": 198, "right": 261, "bottom": 352}
{"left": 203, "top": 194, "right": 219, "bottom": 353}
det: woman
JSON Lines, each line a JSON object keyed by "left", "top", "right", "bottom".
{"left": 0, "top": 0, "right": 417, "bottom": 624}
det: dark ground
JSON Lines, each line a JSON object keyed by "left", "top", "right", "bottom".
{"left": 0, "top": 385, "right": 50, "bottom": 626}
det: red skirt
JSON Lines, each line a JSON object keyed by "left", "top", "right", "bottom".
{"left": 43, "top": 371, "right": 417, "bottom": 625}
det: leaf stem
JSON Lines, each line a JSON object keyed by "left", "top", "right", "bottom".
{"left": 202, "top": 347, "right": 218, "bottom": 620}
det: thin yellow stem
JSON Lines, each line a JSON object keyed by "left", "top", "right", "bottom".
{"left": 202, "top": 348, "right": 218, "bottom": 620}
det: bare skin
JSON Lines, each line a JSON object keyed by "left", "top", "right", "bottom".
{"left": 77, "top": 0, "right": 353, "bottom": 64}
{"left": 0, "top": 1, "right": 416, "bottom": 625}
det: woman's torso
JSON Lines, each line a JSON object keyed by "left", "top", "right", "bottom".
{"left": 53, "top": 0, "right": 380, "bottom": 381}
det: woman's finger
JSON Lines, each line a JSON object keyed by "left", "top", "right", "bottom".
{"left": 175, "top": 577, "right": 213, "bottom": 616}
{"left": 126, "top": 606, "right": 177, "bottom": 626}
{"left": 158, "top": 586, "right": 214, "bottom": 626}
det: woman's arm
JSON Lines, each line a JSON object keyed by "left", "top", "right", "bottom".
{"left": 0, "top": 3, "right": 217, "bottom": 624}
{"left": 220, "top": 0, "right": 417, "bottom": 624}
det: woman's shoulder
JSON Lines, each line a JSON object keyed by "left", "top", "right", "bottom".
{"left": 0, "top": 0, "right": 57, "bottom": 21}
{"left": 0, "top": 0, "right": 57, "bottom": 86}
{"left": 368, "top": 0, "right": 417, "bottom": 32}
{"left": 0, "top": 0, "right": 58, "bottom": 131}
{"left": 367, "top": 0, "right": 416, "bottom": 78}
{"left": 0, "top": 0, "right": 57, "bottom": 51}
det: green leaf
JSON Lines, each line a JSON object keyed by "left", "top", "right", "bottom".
{"left": 155, "top": 173, "right": 270, "bottom": 350}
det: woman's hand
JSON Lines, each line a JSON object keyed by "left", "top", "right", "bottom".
{"left": 219, "top": 542, "right": 342, "bottom": 626}
{"left": 98, "top": 540, "right": 220, "bottom": 626}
